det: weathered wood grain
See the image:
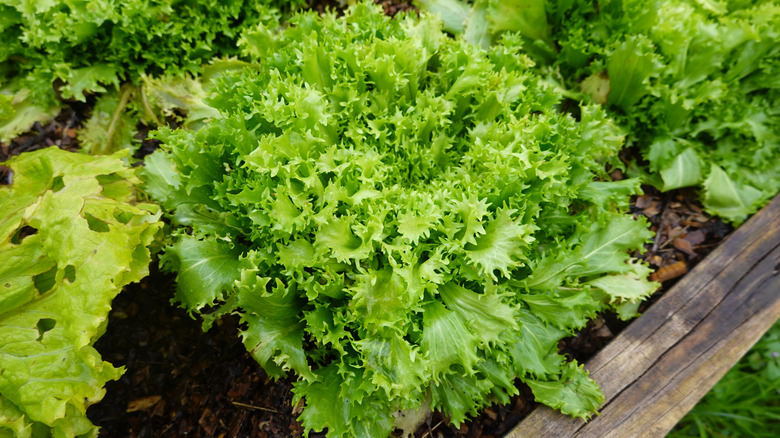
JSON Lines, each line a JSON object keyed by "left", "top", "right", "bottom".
{"left": 508, "top": 194, "right": 780, "bottom": 438}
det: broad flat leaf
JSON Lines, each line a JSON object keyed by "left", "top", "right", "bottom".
{"left": 421, "top": 301, "right": 480, "bottom": 379}
{"left": 579, "top": 178, "right": 642, "bottom": 210}
{"left": 703, "top": 165, "right": 763, "bottom": 225}
{"left": 464, "top": 0, "right": 490, "bottom": 49}
{"left": 607, "top": 35, "right": 659, "bottom": 110}
{"left": 0, "top": 236, "right": 55, "bottom": 317}
{"left": 350, "top": 268, "right": 416, "bottom": 332}
{"left": 0, "top": 147, "right": 161, "bottom": 436}
{"left": 519, "top": 288, "right": 605, "bottom": 331}
{"left": 141, "top": 74, "right": 221, "bottom": 129}
{"left": 522, "top": 214, "right": 653, "bottom": 290}
{"left": 524, "top": 361, "right": 605, "bottom": 420}
{"left": 587, "top": 268, "right": 658, "bottom": 304}
{"left": 0, "top": 90, "right": 60, "bottom": 143}
{"left": 439, "top": 282, "right": 518, "bottom": 341}
{"left": 580, "top": 72, "right": 610, "bottom": 105}
{"left": 660, "top": 148, "right": 702, "bottom": 191}
{"left": 575, "top": 215, "right": 653, "bottom": 277}
{"left": 354, "top": 331, "right": 428, "bottom": 399}
{"left": 507, "top": 308, "right": 567, "bottom": 377}
{"left": 237, "top": 274, "right": 313, "bottom": 380}
{"left": 161, "top": 235, "right": 245, "bottom": 312}
{"left": 415, "top": 0, "right": 471, "bottom": 34}
{"left": 140, "top": 150, "right": 182, "bottom": 207}
{"left": 277, "top": 239, "right": 316, "bottom": 271}
{"left": 487, "top": 0, "right": 552, "bottom": 47}
{"left": 0, "top": 94, "right": 13, "bottom": 120}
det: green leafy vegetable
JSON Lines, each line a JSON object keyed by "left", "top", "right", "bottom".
{"left": 547, "top": 0, "right": 780, "bottom": 224}
{"left": 0, "top": 148, "right": 162, "bottom": 437}
{"left": 417, "top": 0, "right": 780, "bottom": 224}
{"left": 142, "top": 3, "right": 656, "bottom": 436}
{"left": 0, "top": 0, "right": 303, "bottom": 143}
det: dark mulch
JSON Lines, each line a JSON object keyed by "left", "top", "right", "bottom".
{"left": 87, "top": 271, "right": 312, "bottom": 438}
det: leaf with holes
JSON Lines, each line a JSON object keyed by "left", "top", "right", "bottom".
{"left": 0, "top": 147, "right": 161, "bottom": 436}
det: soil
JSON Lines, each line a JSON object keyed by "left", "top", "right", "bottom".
{"left": 0, "top": 1, "right": 734, "bottom": 436}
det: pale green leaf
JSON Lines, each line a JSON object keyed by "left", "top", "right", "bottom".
{"left": 524, "top": 361, "right": 605, "bottom": 420}
{"left": 415, "top": 0, "right": 471, "bottom": 34}
{"left": 487, "top": 0, "right": 552, "bottom": 47}
{"left": 660, "top": 148, "right": 702, "bottom": 191}
{"left": 0, "top": 147, "right": 161, "bottom": 436}
{"left": 78, "top": 86, "right": 138, "bottom": 155}
{"left": 355, "top": 331, "right": 428, "bottom": 399}
{"left": 607, "top": 35, "right": 660, "bottom": 110}
{"left": 439, "top": 282, "right": 519, "bottom": 341}
{"left": 703, "top": 165, "right": 763, "bottom": 225}
{"left": 587, "top": 267, "right": 658, "bottom": 304}
{"left": 464, "top": 207, "right": 532, "bottom": 281}
{"left": 421, "top": 301, "right": 480, "bottom": 379}
{"left": 507, "top": 308, "right": 567, "bottom": 377}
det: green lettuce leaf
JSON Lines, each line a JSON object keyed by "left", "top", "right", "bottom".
{"left": 415, "top": 0, "right": 471, "bottom": 34}
{"left": 549, "top": 0, "right": 780, "bottom": 223}
{"left": 524, "top": 361, "right": 605, "bottom": 420}
{"left": 416, "top": 0, "right": 554, "bottom": 58}
{"left": 659, "top": 147, "right": 702, "bottom": 191}
{"left": 703, "top": 164, "right": 764, "bottom": 225}
{"left": 0, "top": 86, "right": 60, "bottom": 143}
{"left": 0, "top": 147, "right": 161, "bottom": 437}
{"left": 236, "top": 271, "right": 314, "bottom": 381}
{"left": 507, "top": 308, "right": 567, "bottom": 378}
{"left": 159, "top": 235, "right": 246, "bottom": 313}
{"left": 606, "top": 35, "right": 661, "bottom": 110}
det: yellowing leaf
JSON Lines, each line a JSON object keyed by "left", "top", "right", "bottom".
{"left": 0, "top": 147, "right": 161, "bottom": 436}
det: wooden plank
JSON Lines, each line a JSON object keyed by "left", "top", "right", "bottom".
{"left": 508, "top": 193, "right": 780, "bottom": 438}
